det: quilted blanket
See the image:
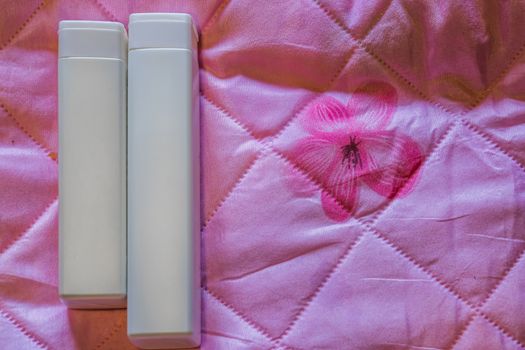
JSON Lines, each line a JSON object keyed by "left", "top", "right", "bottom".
{"left": 1, "top": 0, "right": 525, "bottom": 349}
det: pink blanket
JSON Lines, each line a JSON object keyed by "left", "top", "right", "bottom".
{"left": 1, "top": 0, "right": 525, "bottom": 349}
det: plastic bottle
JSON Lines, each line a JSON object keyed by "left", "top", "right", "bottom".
{"left": 58, "top": 21, "right": 127, "bottom": 309}
{"left": 127, "top": 13, "right": 200, "bottom": 348}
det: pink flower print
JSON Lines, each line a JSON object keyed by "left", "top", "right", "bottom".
{"left": 292, "top": 81, "right": 423, "bottom": 221}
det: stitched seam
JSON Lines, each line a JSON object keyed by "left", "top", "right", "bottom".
{"left": 466, "top": 41, "right": 525, "bottom": 111}
{"left": 450, "top": 122, "right": 525, "bottom": 310}
{"left": 367, "top": 120, "right": 459, "bottom": 225}
{"left": 266, "top": 94, "right": 319, "bottom": 143}
{"left": 479, "top": 247, "right": 525, "bottom": 311}
{"left": 364, "top": 224, "right": 525, "bottom": 348}
{"left": 322, "top": 0, "right": 393, "bottom": 41}
{"left": 364, "top": 224, "right": 477, "bottom": 306}
{"left": 0, "top": 1, "right": 46, "bottom": 51}
{"left": 0, "top": 197, "right": 57, "bottom": 256}
{"left": 0, "top": 306, "right": 49, "bottom": 349}
{"left": 364, "top": 118, "right": 525, "bottom": 338}
{"left": 356, "top": 0, "right": 393, "bottom": 40}
{"left": 269, "top": 46, "right": 356, "bottom": 143}
{"left": 277, "top": 223, "right": 475, "bottom": 344}
{"left": 274, "top": 232, "right": 366, "bottom": 344}
{"left": 204, "top": 288, "right": 277, "bottom": 345}
{"left": 367, "top": 115, "right": 525, "bottom": 311}
{"left": 92, "top": 0, "right": 118, "bottom": 22}
{"left": 93, "top": 318, "right": 123, "bottom": 350}
{"left": 0, "top": 102, "right": 57, "bottom": 163}
{"left": 198, "top": 104, "right": 272, "bottom": 345}
{"left": 201, "top": 69, "right": 383, "bottom": 218}
{"left": 310, "top": 1, "right": 459, "bottom": 107}
{"left": 480, "top": 313, "right": 525, "bottom": 350}
{"left": 201, "top": 47, "right": 356, "bottom": 143}
{"left": 271, "top": 0, "right": 398, "bottom": 144}
{"left": 201, "top": 0, "right": 231, "bottom": 36}
{"left": 202, "top": 94, "right": 261, "bottom": 141}
{"left": 202, "top": 150, "right": 265, "bottom": 229}
{"left": 200, "top": 93, "right": 271, "bottom": 229}
{"left": 267, "top": 0, "right": 393, "bottom": 143}
{"left": 268, "top": 0, "right": 443, "bottom": 147}
{"left": 270, "top": 346, "right": 294, "bottom": 350}
{"left": 200, "top": 3, "right": 359, "bottom": 142}
{"left": 200, "top": 0, "right": 392, "bottom": 149}
{"left": 446, "top": 314, "right": 478, "bottom": 350}
{"left": 274, "top": 345, "right": 300, "bottom": 350}
{"left": 310, "top": 0, "right": 525, "bottom": 177}
{"left": 277, "top": 221, "right": 480, "bottom": 346}
{"left": 460, "top": 118, "right": 525, "bottom": 173}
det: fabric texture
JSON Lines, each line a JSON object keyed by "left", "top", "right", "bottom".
{"left": 1, "top": 0, "right": 525, "bottom": 349}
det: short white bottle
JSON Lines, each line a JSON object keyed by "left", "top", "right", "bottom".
{"left": 58, "top": 21, "right": 127, "bottom": 308}
{"left": 127, "top": 13, "right": 201, "bottom": 349}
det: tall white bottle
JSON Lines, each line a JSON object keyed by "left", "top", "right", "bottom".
{"left": 58, "top": 21, "right": 127, "bottom": 308}
{"left": 127, "top": 13, "right": 200, "bottom": 349}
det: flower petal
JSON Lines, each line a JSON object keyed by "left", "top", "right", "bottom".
{"left": 291, "top": 134, "right": 358, "bottom": 221}
{"left": 320, "top": 158, "right": 358, "bottom": 221}
{"left": 347, "top": 81, "right": 397, "bottom": 131}
{"left": 302, "top": 95, "right": 350, "bottom": 134}
{"left": 359, "top": 130, "right": 423, "bottom": 199}
{"left": 291, "top": 136, "right": 340, "bottom": 177}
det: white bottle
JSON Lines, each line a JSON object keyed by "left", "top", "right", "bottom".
{"left": 127, "top": 13, "right": 200, "bottom": 349}
{"left": 58, "top": 21, "right": 127, "bottom": 308}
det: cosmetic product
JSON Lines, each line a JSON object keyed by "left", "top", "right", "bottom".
{"left": 58, "top": 21, "right": 127, "bottom": 309}
{"left": 127, "top": 13, "right": 200, "bottom": 348}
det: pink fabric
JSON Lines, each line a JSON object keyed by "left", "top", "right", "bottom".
{"left": 1, "top": 0, "right": 525, "bottom": 349}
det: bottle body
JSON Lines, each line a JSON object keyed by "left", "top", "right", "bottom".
{"left": 127, "top": 46, "right": 200, "bottom": 348}
{"left": 58, "top": 53, "right": 127, "bottom": 308}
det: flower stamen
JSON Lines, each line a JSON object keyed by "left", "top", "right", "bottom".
{"left": 341, "top": 135, "right": 362, "bottom": 169}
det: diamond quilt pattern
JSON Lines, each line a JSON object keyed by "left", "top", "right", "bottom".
{"left": 465, "top": 53, "right": 525, "bottom": 167}
{"left": 1, "top": 1, "right": 524, "bottom": 349}
{"left": 363, "top": 0, "right": 525, "bottom": 114}
{"left": 451, "top": 316, "right": 524, "bottom": 350}
{"left": 200, "top": 0, "right": 352, "bottom": 92}
{"left": 482, "top": 252, "right": 525, "bottom": 345}
{"left": 373, "top": 123, "right": 525, "bottom": 305}
{"left": 204, "top": 152, "right": 364, "bottom": 338}
{"left": 200, "top": 97, "right": 263, "bottom": 221}
{"left": 281, "top": 233, "right": 472, "bottom": 349}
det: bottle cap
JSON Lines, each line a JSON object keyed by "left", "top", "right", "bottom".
{"left": 58, "top": 21, "right": 127, "bottom": 60}
{"left": 129, "top": 13, "right": 198, "bottom": 51}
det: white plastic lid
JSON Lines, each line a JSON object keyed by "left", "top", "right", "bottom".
{"left": 58, "top": 21, "right": 127, "bottom": 61}
{"left": 128, "top": 13, "right": 198, "bottom": 51}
